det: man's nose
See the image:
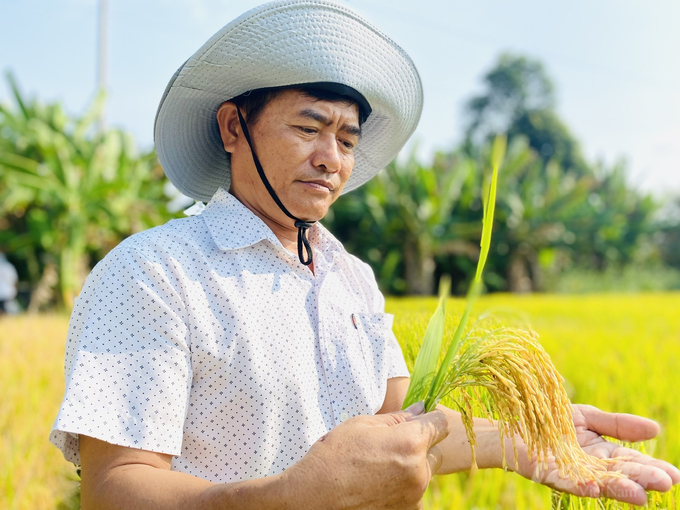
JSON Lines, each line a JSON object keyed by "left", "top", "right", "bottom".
{"left": 312, "top": 135, "right": 343, "bottom": 173}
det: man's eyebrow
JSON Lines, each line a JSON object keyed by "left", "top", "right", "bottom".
{"left": 298, "top": 108, "right": 362, "bottom": 138}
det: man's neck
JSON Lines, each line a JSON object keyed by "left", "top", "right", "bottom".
{"left": 230, "top": 189, "right": 315, "bottom": 273}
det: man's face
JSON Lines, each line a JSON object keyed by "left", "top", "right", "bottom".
{"left": 224, "top": 89, "right": 360, "bottom": 224}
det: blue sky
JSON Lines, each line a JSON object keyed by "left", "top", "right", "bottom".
{"left": 2, "top": 0, "right": 679, "bottom": 196}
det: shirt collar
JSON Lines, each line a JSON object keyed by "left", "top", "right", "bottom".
{"left": 200, "top": 188, "right": 345, "bottom": 258}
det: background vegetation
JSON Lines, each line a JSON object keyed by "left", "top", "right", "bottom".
{"left": 2, "top": 54, "right": 680, "bottom": 304}
{"left": 324, "top": 54, "right": 679, "bottom": 296}
{"left": 0, "top": 74, "right": 175, "bottom": 310}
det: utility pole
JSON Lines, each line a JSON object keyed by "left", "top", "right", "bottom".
{"left": 97, "top": 0, "right": 108, "bottom": 132}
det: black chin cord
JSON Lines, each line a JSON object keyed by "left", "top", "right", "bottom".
{"left": 236, "top": 108, "right": 315, "bottom": 266}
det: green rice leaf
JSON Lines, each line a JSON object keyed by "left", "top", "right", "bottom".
{"left": 402, "top": 277, "right": 450, "bottom": 409}
{"left": 475, "top": 135, "right": 504, "bottom": 283}
{"left": 474, "top": 165, "right": 499, "bottom": 283}
{"left": 489, "top": 134, "right": 507, "bottom": 173}
{"left": 407, "top": 135, "right": 503, "bottom": 412}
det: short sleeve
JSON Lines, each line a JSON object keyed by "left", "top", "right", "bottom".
{"left": 385, "top": 328, "right": 410, "bottom": 379}
{"left": 352, "top": 257, "right": 410, "bottom": 380}
{"left": 50, "top": 244, "right": 192, "bottom": 465}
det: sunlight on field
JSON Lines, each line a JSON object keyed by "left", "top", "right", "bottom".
{"left": 0, "top": 314, "right": 79, "bottom": 510}
{"left": 388, "top": 292, "right": 680, "bottom": 510}
{"left": 1, "top": 293, "right": 678, "bottom": 509}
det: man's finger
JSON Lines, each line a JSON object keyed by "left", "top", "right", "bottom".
{"left": 427, "top": 444, "right": 443, "bottom": 475}
{"left": 408, "top": 408, "right": 450, "bottom": 449}
{"left": 608, "top": 448, "right": 680, "bottom": 485}
{"left": 544, "top": 473, "right": 647, "bottom": 506}
{"left": 403, "top": 401, "right": 426, "bottom": 418}
{"left": 374, "top": 401, "right": 426, "bottom": 428}
{"left": 576, "top": 404, "right": 660, "bottom": 442}
{"left": 599, "top": 477, "right": 648, "bottom": 506}
{"left": 608, "top": 459, "right": 674, "bottom": 492}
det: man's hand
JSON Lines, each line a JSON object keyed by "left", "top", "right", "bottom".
{"left": 80, "top": 402, "right": 449, "bottom": 510}
{"left": 509, "top": 404, "right": 680, "bottom": 506}
{"left": 285, "top": 402, "right": 450, "bottom": 510}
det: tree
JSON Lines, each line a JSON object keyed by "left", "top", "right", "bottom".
{"left": 657, "top": 197, "right": 680, "bottom": 270}
{"left": 327, "top": 134, "right": 658, "bottom": 295}
{"left": 464, "top": 53, "right": 587, "bottom": 175}
{"left": 441, "top": 136, "right": 596, "bottom": 292}
{"left": 573, "top": 160, "right": 658, "bottom": 269}
{"left": 465, "top": 53, "right": 554, "bottom": 144}
{"left": 0, "top": 74, "right": 174, "bottom": 309}
{"left": 325, "top": 148, "right": 476, "bottom": 295}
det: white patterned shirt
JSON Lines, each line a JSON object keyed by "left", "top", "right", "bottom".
{"left": 50, "top": 188, "right": 409, "bottom": 483}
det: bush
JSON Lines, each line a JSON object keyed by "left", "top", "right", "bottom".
{"left": 544, "top": 264, "right": 680, "bottom": 293}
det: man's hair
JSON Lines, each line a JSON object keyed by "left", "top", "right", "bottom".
{"left": 231, "top": 86, "right": 367, "bottom": 127}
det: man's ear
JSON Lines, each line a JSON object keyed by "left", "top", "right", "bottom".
{"left": 216, "top": 102, "right": 240, "bottom": 153}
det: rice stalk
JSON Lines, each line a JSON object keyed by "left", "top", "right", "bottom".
{"left": 445, "top": 320, "right": 624, "bottom": 484}
{"left": 402, "top": 277, "right": 450, "bottom": 409}
{"left": 402, "top": 134, "right": 626, "bottom": 488}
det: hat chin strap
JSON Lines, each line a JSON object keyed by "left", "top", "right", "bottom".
{"left": 236, "top": 108, "right": 315, "bottom": 266}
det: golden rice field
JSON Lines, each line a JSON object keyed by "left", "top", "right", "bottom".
{"left": 390, "top": 292, "right": 680, "bottom": 510}
{"left": 1, "top": 292, "right": 679, "bottom": 509}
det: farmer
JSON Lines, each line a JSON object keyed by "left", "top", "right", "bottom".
{"left": 51, "top": 1, "right": 679, "bottom": 508}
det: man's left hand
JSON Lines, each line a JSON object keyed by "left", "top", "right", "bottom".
{"left": 514, "top": 404, "right": 680, "bottom": 506}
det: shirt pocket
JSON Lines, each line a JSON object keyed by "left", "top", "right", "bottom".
{"left": 353, "top": 312, "right": 394, "bottom": 413}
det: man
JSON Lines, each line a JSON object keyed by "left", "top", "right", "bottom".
{"left": 51, "top": 1, "right": 679, "bottom": 508}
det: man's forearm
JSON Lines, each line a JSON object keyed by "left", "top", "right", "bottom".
{"left": 435, "top": 405, "right": 509, "bottom": 474}
{"left": 80, "top": 403, "right": 451, "bottom": 510}
{"left": 82, "top": 462, "right": 299, "bottom": 510}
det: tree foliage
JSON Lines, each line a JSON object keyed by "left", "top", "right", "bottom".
{"left": 327, "top": 135, "right": 661, "bottom": 295}
{"left": 327, "top": 53, "right": 665, "bottom": 295}
{"left": 0, "top": 74, "right": 175, "bottom": 309}
{"left": 1, "top": 51, "right": 675, "bottom": 303}
{"left": 656, "top": 198, "right": 680, "bottom": 271}
{"left": 325, "top": 148, "right": 476, "bottom": 295}
{"left": 464, "top": 53, "right": 587, "bottom": 175}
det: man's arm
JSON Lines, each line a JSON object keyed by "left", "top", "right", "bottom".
{"left": 379, "top": 377, "right": 680, "bottom": 506}
{"left": 80, "top": 403, "right": 450, "bottom": 510}
{"left": 377, "top": 377, "right": 505, "bottom": 472}
{"left": 79, "top": 436, "right": 286, "bottom": 510}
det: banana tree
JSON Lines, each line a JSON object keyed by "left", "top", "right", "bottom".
{"left": 0, "top": 74, "right": 172, "bottom": 308}
{"left": 448, "top": 135, "right": 655, "bottom": 293}
{"left": 327, "top": 148, "right": 476, "bottom": 295}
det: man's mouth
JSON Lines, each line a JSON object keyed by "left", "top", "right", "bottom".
{"left": 299, "top": 179, "right": 335, "bottom": 192}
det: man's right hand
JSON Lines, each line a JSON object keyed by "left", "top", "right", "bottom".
{"left": 284, "top": 402, "right": 450, "bottom": 510}
{"left": 79, "top": 403, "right": 448, "bottom": 510}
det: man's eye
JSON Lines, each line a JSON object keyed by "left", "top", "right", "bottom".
{"left": 298, "top": 126, "right": 317, "bottom": 134}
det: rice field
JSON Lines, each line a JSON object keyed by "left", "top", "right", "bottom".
{"left": 1, "top": 292, "right": 679, "bottom": 509}
{"left": 390, "top": 292, "right": 680, "bottom": 510}
{"left": 0, "top": 314, "right": 79, "bottom": 510}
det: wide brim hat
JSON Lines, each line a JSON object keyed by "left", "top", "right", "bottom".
{"left": 155, "top": 0, "right": 423, "bottom": 203}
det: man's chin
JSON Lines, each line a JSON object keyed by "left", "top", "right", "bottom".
{"left": 289, "top": 202, "right": 331, "bottom": 223}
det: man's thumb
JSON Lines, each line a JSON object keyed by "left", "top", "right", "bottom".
{"left": 402, "top": 401, "right": 426, "bottom": 419}
{"left": 376, "top": 401, "right": 426, "bottom": 427}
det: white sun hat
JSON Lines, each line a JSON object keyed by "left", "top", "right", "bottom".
{"left": 154, "top": 0, "right": 423, "bottom": 203}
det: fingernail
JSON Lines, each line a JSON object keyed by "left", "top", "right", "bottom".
{"left": 404, "top": 401, "right": 425, "bottom": 417}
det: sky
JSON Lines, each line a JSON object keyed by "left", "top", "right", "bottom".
{"left": 1, "top": 0, "right": 679, "bottom": 197}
